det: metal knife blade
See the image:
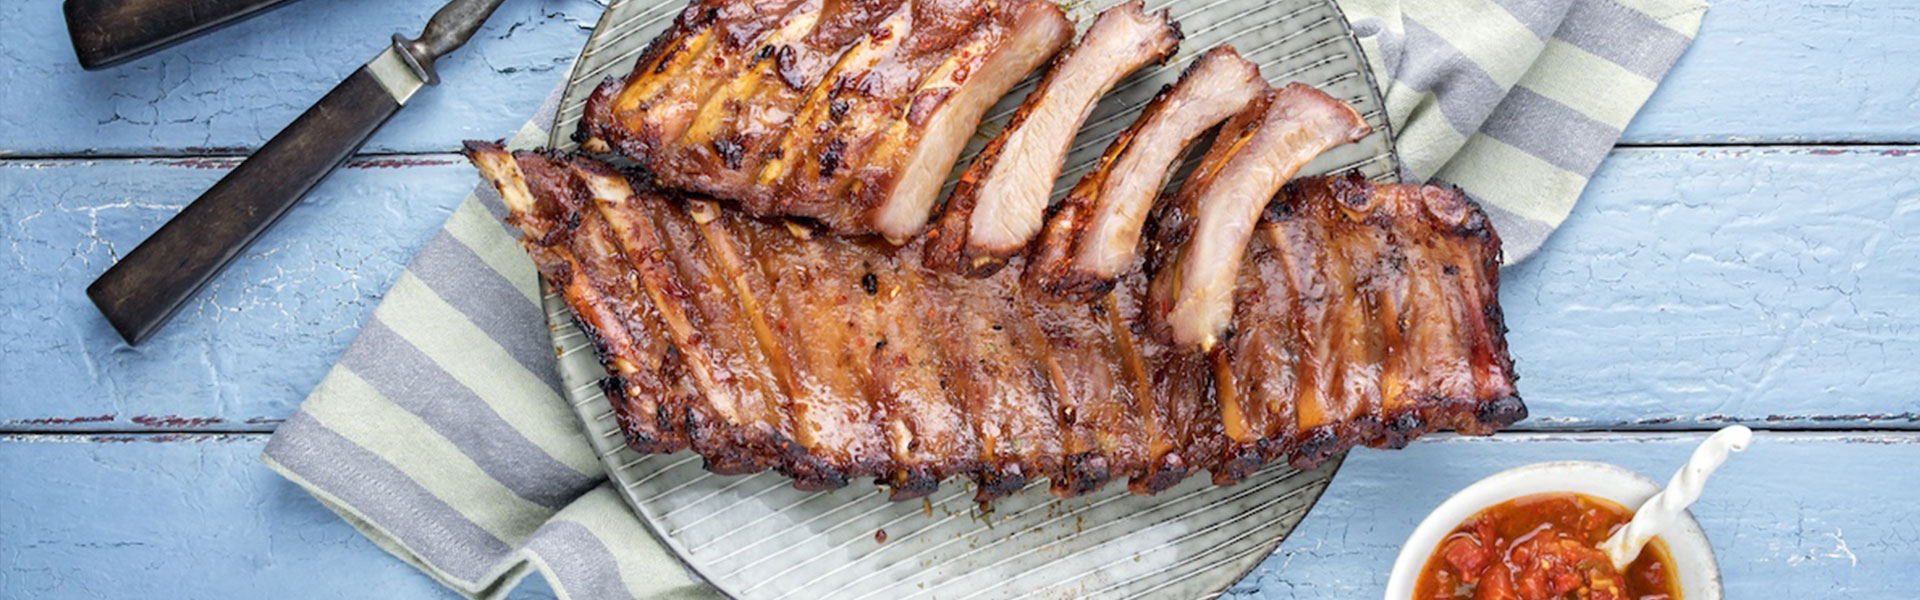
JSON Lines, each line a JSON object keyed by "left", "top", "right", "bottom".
{"left": 87, "top": 0, "right": 507, "bottom": 345}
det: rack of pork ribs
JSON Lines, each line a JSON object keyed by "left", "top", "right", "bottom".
{"left": 470, "top": 0, "right": 1523, "bottom": 505}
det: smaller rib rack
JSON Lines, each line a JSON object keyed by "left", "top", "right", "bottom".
{"left": 577, "top": 0, "right": 1075, "bottom": 240}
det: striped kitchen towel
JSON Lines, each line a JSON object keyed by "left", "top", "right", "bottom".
{"left": 262, "top": 1, "right": 1705, "bottom": 598}
{"left": 1345, "top": 0, "right": 1706, "bottom": 260}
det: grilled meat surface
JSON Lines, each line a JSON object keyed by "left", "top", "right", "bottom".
{"left": 578, "top": 0, "right": 1071, "bottom": 239}
{"left": 467, "top": 142, "right": 1523, "bottom": 504}
{"left": 1025, "top": 46, "right": 1268, "bottom": 299}
{"left": 924, "top": 1, "right": 1181, "bottom": 275}
{"left": 1147, "top": 82, "right": 1373, "bottom": 351}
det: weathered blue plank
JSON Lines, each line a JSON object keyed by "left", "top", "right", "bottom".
{"left": 1242, "top": 431, "right": 1920, "bottom": 598}
{"left": 2, "top": 432, "right": 1910, "bottom": 598}
{"left": 0, "top": 0, "right": 595, "bottom": 157}
{"left": 1623, "top": 0, "right": 1920, "bottom": 144}
{"left": 6, "top": 147, "right": 1914, "bottom": 429}
{"left": 1504, "top": 146, "right": 1920, "bottom": 429}
{"left": 0, "top": 434, "right": 555, "bottom": 600}
{"left": 0, "top": 156, "right": 470, "bottom": 428}
{"left": 0, "top": 0, "right": 1913, "bottom": 156}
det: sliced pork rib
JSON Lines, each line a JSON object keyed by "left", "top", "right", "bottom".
{"left": 578, "top": 0, "right": 1071, "bottom": 239}
{"left": 467, "top": 143, "right": 1522, "bottom": 504}
{"left": 860, "top": 0, "right": 1073, "bottom": 242}
{"left": 925, "top": 1, "right": 1181, "bottom": 274}
{"left": 1148, "top": 82, "right": 1372, "bottom": 351}
{"left": 1026, "top": 47, "right": 1267, "bottom": 299}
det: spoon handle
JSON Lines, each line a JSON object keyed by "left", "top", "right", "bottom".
{"left": 1602, "top": 425, "right": 1753, "bottom": 570}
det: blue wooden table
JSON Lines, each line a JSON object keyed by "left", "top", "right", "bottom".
{"left": 3, "top": 0, "right": 1916, "bottom": 597}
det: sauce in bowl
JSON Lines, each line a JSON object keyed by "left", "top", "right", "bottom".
{"left": 1413, "top": 492, "right": 1680, "bottom": 600}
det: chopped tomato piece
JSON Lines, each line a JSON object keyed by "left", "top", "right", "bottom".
{"left": 1442, "top": 535, "right": 1491, "bottom": 575}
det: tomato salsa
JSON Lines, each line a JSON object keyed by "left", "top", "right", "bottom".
{"left": 1413, "top": 493, "right": 1680, "bottom": 600}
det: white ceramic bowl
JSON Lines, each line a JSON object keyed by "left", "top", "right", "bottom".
{"left": 1383, "top": 461, "right": 1722, "bottom": 600}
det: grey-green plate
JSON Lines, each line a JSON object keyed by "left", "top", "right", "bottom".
{"left": 545, "top": 0, "right": 1395, "bottom": 597}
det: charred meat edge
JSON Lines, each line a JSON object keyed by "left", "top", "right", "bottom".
{"left": 466, "top": 143, "right": 702, "bottom": 455}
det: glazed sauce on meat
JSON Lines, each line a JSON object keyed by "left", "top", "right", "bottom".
{"left": 1414, "top": 493, "right": 1680, "bottom": 600}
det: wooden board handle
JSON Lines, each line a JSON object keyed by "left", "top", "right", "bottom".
{"left": 64, "top": 0, "right": 303, "bottom": 70}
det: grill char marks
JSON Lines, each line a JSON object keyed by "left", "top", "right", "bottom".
{"left": 562, "top": 160, "right": 696, "bottom": 455}
{"left": 580, "top": 0, "right": 815, "bottom": 160}
{"left": 663, "top": 0, "right": 859, "bottom": 198}
{"left": 1148, "top": 83, "right": 1373, "bottom": 351}
{"left": 466, "top": 145, "right": 1523, "bottom": 503}
{"left": 1027, "top": 47, "right": 1268, "bottom": 300}
{"left": 926, "top": 1, "right": 1181, "bottom": 275}
{"left": 759, "top": 0, "right": 990, "bottom": 230}
{"left": 644, "top": 195, "right": 803, "bottom": 476}
{"left": 476, "top": 146, "right": 799, "bottom": 477}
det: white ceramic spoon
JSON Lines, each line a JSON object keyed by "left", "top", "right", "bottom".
{"left": 1600, "top": 425, "right": 1753, "bottom": 570}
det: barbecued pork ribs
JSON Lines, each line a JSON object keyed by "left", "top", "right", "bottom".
{"left": 466, "top": 140, "right": 1523, "bottom": 504}
{"left": 577, "top": 0, "right": 1074, "bottom": 241}
{"left": 522, "top": 0, "right": 1521, "bottom": 505}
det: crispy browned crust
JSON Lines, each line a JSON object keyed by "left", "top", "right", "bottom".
{"left": 1227, "top": 172, "right": 1523, "bottom": 473}
{"left": 466, "top": 143, "right": 1521, "bottom": 502}
{"left": 575, "top": 0, "right": 1071, "bottom": 239}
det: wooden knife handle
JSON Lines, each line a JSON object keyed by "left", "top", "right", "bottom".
{"left": 64, "top": 0, "right": 304, "bottom": 70}
{"left": 87, "top": 67, "right": 402, "bottom": 345}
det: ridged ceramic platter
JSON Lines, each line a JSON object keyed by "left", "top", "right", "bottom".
{"left": 545, "top": 0, "right": 1396, "bottom": 597}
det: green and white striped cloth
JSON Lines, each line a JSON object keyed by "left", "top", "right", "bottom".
{"left": 1347, "top": 0, "right": 1706, "bottom": 259}
{"left": 263, "top": 1, "right": 1705, "bottom": 597}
